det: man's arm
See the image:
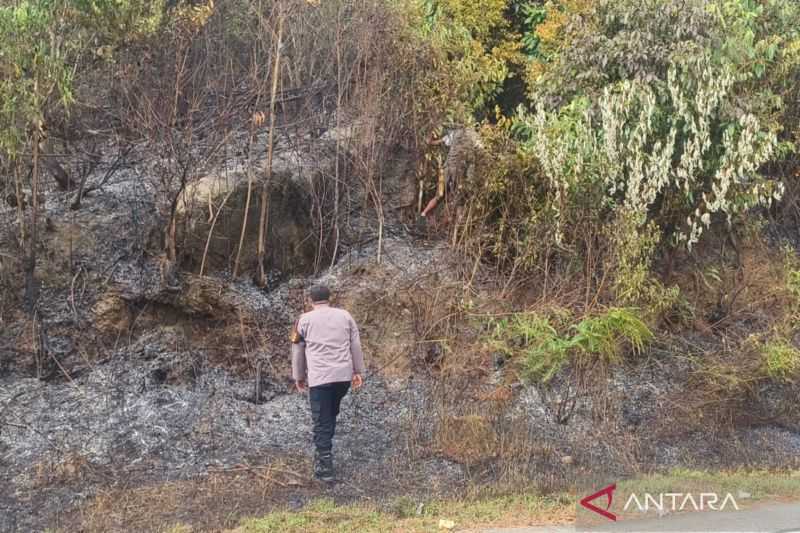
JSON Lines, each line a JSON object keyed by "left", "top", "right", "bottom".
{"left": 291, "top": 342, "right": 307, "bottom": 384}
{"left": 291, "top": 320, "right": 307, "bottom": 391}
{"left": 292, "top": 342, "right": 308, "bottom": 391}
{"left": 348, "top": 315, "right": 365, "bottom": 389}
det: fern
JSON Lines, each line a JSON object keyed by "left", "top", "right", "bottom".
{"left": 515, "top": 314, "right": 574, "bottom": 383}
{"left": 572, "top": 308, "right": 653, "bottom": 365}
{"left": 488, "top": 307, "right": 653, "bottom": 383}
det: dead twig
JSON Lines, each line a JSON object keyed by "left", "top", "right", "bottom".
{"left": 69, "top": 265, "right": 84, "bottom": 324}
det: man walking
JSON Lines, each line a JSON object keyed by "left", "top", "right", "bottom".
{"left": 291, "top": 285, "right": 365, "bottom": 481}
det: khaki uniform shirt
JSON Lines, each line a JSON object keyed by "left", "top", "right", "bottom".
{"left": 291, "top": 304, "right": 365, "bottom": 387}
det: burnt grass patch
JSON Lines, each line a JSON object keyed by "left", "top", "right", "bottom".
{"left": 2, "top": 190, "right": 800, "bottom": 532}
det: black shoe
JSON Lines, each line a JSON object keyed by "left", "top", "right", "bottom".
{"left": 314, "top": 450, "right": 334, "bottom": 482}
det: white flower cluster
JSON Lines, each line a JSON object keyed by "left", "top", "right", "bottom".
{"left": 528, "top": 51, "right": 781, "bottom": 249}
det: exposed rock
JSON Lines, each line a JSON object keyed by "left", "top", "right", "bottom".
{"left": 175, "top": 274, "right": 238, "bottom": 315}
{"left": 92, "top": 291, "right": 131, "bottom": 334}
{"left": 175, "top": 172, "right": 239, "bottom": 218}
{"left": 175, "top": 145, "right": 328, "bottom": 218}
{"left": 111, "top": 273, "right": 241, "bottom": 318}
{"left": 175, "top": 160, "right": 325, "bottom": 277}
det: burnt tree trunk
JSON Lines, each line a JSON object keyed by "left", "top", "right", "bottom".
{"left": 257, "top": 6, "right": 284, "bottom": 288}
{"left": 24, "top": 132, "right": 41, "bottom": 312}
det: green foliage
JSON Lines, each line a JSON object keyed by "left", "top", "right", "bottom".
{"left": 695, "top": 356, "right": 761, "bottom": 397}
{"left": 509, "top": 0, "right": 546, "bottom": 57}
{"left": 761, "top": 339, "right": 800, "bottom": 382}
{"left": 490, "top": 312, "right": 572, "bottom": 382}
{"left": 418, "top": 0, "right": 528, "bottom": 119}
{"left": 520, "top": 48, "right": 782, "bottom": 250}
{"left": 529, "top": 0, "right": 715, "bottom": 100}
{"left": 572, "top": 308, "right": 653, "bottom": 364}
{"left": 607, "top": 212, "right": 684, "bottom": 321}
{"left": 390, "top": 496, "right": 419, "bottom": 519}
{"left": 0, "top": 0, "right": 167, "bottom": 157}
{"left": 786, "top": 267, "right": 800, "bottom": 303}
{"left": 162, "top": 525, "right": 193, "bottom": 533}
{"left": 241, "top": 494, "right": 571, "bottom": 533}
{"left": 0, "top": 0, "right": 76, "bottom": 156}
{"left": 782, "top": 245, "right": 800, "bottom": 312}
{"left": 72, "top": 0, "right": 165, "bottom": 44}
{"left": 450, "top": 0, "right": 800, "bottom": 309}
{"left": 711, "top": 0, "right": 800, "bottom": 81}
{"left": 490, "top": 307, "right": 653, "bottom": 382}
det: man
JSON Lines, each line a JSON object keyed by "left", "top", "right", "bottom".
{"left": 420, "top": 128, "right": 483, "bottom": 218}
{"left": 291, "top": 285, "right": 365, "bottom": 482}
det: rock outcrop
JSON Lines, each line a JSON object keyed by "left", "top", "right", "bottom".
{"left": 175, "top": 146, "right": 331, "bottom": 277}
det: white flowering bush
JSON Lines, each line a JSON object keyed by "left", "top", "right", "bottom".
{"left": 522, "top": 49, "right": 783, "bottom": 249}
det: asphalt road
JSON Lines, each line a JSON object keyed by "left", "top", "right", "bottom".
{"left": 478, "top": 501, "right": 800, "bottom": 533}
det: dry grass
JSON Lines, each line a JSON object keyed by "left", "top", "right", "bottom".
{"left": 762, "top": 338, "right": 800, "bottom": 381}
{"left": 476, "top": 384, "right": 514, "bottom": 404}
{"left": 418, "top": 376, "right": 567, "bottom": 492}
{"left": 71, "top": 457, "right": 310, "bottom": 533}
{"left": 679, "top": 353, "right": 764, "bottom": 426}
{"left": 345, "top": 285, "right": 418, "bottom": 377}
{"left": 340, "top": 265, "right": 477, "bottom": 379}
{"left": 674, "top": 238, "right": 793, "bottom": 335}
{"left": 435, "top": 414, "right": 499, "bottom": 464}
{"left": 32, "top": 453, "right": 91, "bottom": 488}
{"left": 659, "top": 237, "right": 800, "bottom": 432}
{"left": 61, "top": 467, "right": 800, "bottom": 533}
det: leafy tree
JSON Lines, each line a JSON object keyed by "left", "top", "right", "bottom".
{"left": 453, "top": 0, "right": 800, "bottom": 320}
{"left": 0, "top": 0, "right": 169, "bottom": 309}
{"left": 527, "top": 0, "right": 714, "bottom": 103}
{"left": 419, "top": 0, "right": 531, "bottom": 119}
{"left": 0, "top": 1, "right": 76, "bottom": 156}
{"left": 522, "top": 48, "right": 782, "bottom": 249}
{"left": 0, "top": 0, "right": 78, "bottom": 309}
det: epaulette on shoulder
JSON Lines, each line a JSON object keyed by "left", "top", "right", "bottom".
{"left": 290, "top": 319, "right": 303, "bottom": 344}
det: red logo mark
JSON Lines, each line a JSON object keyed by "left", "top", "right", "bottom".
{"left": 580, "top": 483, "right": 617, "bottom": 522}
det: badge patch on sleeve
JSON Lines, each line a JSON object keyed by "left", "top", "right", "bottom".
{"left": 290, "top": 322, "right": 303, "bottom": 344}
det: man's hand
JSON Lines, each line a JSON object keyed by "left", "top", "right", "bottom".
{"left": 352, "top": 373, "right": 364, "bottom": 390}
{"left": 295, "top": 379, "right": 307, "bottom": 392}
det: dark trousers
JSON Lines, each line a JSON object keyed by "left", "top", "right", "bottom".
{"left": 309, "top": 381, "right": 350, "bottom": 453}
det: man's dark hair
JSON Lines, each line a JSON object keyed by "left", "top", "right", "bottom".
{"left": 308, "top": 285, "right": 331, "bottom": 303}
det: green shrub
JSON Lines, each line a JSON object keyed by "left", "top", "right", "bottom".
{"left": 489, "top": 307, "right": 653, "bottom": 383}
{"left": 787, "top": 269, "right": 800, "bottom": 303}
{"left": 490, "top": 313, "right": 572, "bottom": 383}
{"left": 519, "top": 48, "right": 782, "bottom": 251}
{"left": 517, "top": 315, "right": 573, "bottom": 383}
{"left": 762, "top": 340, "right": 800, "bottom": 382}
{"left": 607, "top": 212, "right": 690, "bottom": 323}
{"left": 456, "top": 0, "right": 800, "bottom": 286}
